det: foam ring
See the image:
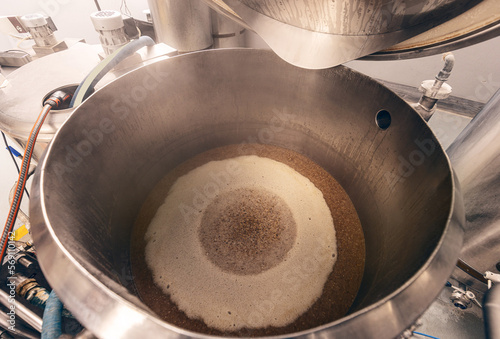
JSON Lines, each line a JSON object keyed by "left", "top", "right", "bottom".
{"left": 145, "top": 155, "right": 337, "bottom": 331}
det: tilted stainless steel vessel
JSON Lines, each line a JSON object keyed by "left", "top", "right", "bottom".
{"left": 202, "top": 0, "right": 484, "bottom": 68}
{"left": 31, "top": 49, "right": 464, "bottom": 338}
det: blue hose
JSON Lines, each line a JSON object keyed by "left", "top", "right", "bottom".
{"left": 414, "top": 331, "right": 441, "bottom": 339}
{"left": 26, "top": 286, "right": 74, "bottom": 318}
{"left": 41, "top": 290, "right": 63, "bottom": 339}
{"left": 70, "top": 36, "right": 155, "bottom": 108}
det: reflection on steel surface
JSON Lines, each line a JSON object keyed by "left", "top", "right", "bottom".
{"left": 30, "top": 49, "right": 463, "bottom": 338}
{"left": 369, "top": 0, "right": 500, "bottom": 59}
{"left": 147, "top": 0, "right": 213, "bottom": 52}
{"left": 203, "top": 0, "right": 482, "bottom": 68}
{"left": 447, "top": 89, "right": 500, "bottom": 293}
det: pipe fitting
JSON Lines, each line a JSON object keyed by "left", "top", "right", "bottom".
{"left": 413, "top": 53, "right": 455, "bottom": 121}
{"left": 13, "top": 273, "right": 74, "bottom": 318}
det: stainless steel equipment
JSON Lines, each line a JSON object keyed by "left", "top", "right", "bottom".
{"left": 90, "top": 10, "right": 130, "bottom": 56}
{"left": 0, "top": 42, "right": 176, "bottom": 160}
{"left": 202, "top": 0, "right": 482, "bottom": 68}
{"left": 368, "top": 0, "right": 500, "bottom": 60}
{"left": 20, "top": 13, "right": 68, "bottom": 56}
{"left": 211, "top": 10, "right": 245, "bottom": 48}
{"left": 447, "top": 89, "right": 500, "bottom": 293}
{"left": 31, "top": 49, "right": 464, "bottom": 338}
{"left": 0, "top": 43, "right": 103, "bottom": 160}
{"left": 148, "top": 0, "right": 213, "bottom": 52}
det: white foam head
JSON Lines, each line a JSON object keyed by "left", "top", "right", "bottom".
{"left": 145, "top": 155, "right": 337, "bottom": 331}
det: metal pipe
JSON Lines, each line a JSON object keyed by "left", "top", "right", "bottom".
{"left": 147, "top": 0, "right": 213, "bottom": 52}
{"left": 435, "top": 53, "right": 455, "bottom": 82}
{"left": 0, "top": 289, "right": 42, "bottom": 333}
{"left": 93, "top": 0, "right": 101, "bottom": 11}
{"left": 202, "top": 0, "right": 251, "bottom": 31}
{"left": 447, "top": 88, "right": 500, "bottom": 293}
{"left": 0, "top": 312, "right": 39, "bottom": 339}
{"left": 14, "top": 273, "right": 73, "bottom": 319}
{"left": 484, "top": 284, "right": 500, "bottom": 339}
{"left": 429, "top": 53, "right": 455, "bottom": 96}
{"left": 211, "top": 10, "right": 245, "bottom": 48}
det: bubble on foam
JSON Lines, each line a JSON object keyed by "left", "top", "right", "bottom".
{"left": 145, "top": 155, "right": 337, "bottom": 331}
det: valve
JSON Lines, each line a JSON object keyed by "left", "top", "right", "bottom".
{"left": 450, "top": 285, "right": 481, "bottom": 309}
{"left": 485, "top": 271, "right": 500, "bottom": 289}
{"left": 412, "top": 53, "right": 455, "bottom": 121}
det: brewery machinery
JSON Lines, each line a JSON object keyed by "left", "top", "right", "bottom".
{"left": 0, "top": 1, "right": 499, "bottom": 338}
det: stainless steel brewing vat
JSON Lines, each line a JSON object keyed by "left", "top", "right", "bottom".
{"left": 30, "top": 49, "right": 464, "bottom": 338}
{"left": 201, "top": 0, "right": 482, "bottom": 68}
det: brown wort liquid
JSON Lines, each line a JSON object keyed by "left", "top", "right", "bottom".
{"left": 130, "top": 144, "right": 365, "bottom": 337}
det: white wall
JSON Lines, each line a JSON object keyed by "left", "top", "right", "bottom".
{"left": 345, "top": 36, "right": 500, "bottom": 104}
{"left": 1, "top": 1, "right": 500, "bottom": 103}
